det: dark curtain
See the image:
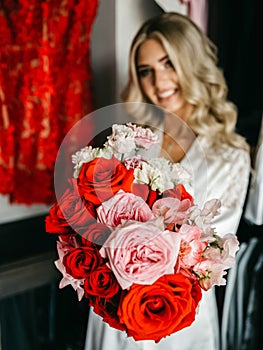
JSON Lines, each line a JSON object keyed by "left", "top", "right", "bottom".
{"left": 208, "top": 0, "right": 263, "bottom": 148}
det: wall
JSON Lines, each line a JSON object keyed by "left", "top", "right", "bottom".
{"left": 91, "top": 0, "right": 162, "bottom": 107}
{"left": 90, "top": 0, "right": 116, "bottom": 109}
{"left": 0, "top": 196, "right": 49, "bottom": 225}
{"left": 115, "top": 0, "right": 161, "bottom": 101}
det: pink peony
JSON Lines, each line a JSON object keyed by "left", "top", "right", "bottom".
{"left": 100, "top": 218, "right": 181, "bottom": 289}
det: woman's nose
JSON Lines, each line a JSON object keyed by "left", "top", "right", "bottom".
{"left": 154, "top": 69, "right": 169, "bottom": 88}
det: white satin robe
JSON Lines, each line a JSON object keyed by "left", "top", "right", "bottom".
{"left": 84, "top": 135, "right": 250, "bottom": 350}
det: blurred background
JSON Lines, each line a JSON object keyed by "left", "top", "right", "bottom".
{"left": 0, "top": 0, "right": 262, "bottom": 349}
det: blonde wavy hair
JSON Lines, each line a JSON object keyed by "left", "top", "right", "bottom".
{"left": 121, "top": 12, "right": 249, "bottom": 151}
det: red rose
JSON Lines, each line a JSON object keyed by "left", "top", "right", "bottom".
{"left": 163, "top": 184, "right": 194, "bottom": 204}
{"left": 63, "top": 246, "right": 103, "bottom": 279}
{"left": 91, "top": 297, "right": 126, "bottom": 332}
{"left": 131, "top": 183, "right": 149, "bottom": 201}
{"left": 45, "top": 201, "right": 73, "bottom": 235}
{"left": 77, "top": 156, "right": 134, "bottom": 205}
{"left": 46, "top": 179, "right": 96, "bottom": 234}
{"left": 147, "top": 188, "right": 159, "bottom": 207}
{"left": 84, "top": 264, "right": 120, "bottom": 298}
{"left": 118, "top": 273, "right": 202, "bottom": 342}
{"left": 81, "top": 222, "right": 112, "bottom": 246}
{"left": 131, "top": 183, "right": 158, "bottom": 208}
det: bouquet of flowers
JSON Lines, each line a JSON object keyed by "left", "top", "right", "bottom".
{"left": 46, "top": 123, "right": 239, "bottom": 342}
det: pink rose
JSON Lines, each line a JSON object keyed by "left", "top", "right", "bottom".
{"left": 97, "top": 190, "right": 154, "bottom": 227}
{"left": 152, "top": 197, "right": 191, "bottom": 225}
{"left": 100, "top": 218, "right": 181, "bottom": 289}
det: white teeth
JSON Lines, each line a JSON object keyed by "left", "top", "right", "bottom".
{"left": 158, "top": 90, "right": 174, "bottom": 98}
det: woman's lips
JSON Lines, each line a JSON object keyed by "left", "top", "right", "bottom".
{"left": 157, "top": 89, "right": 175, "bottom": 99}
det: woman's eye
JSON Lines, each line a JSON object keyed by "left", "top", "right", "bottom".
{"left": 165, "top": 60, "right": 174, "bottom": 69}
{"left": 137, "top": 68, "right": 152, "bottom": 78}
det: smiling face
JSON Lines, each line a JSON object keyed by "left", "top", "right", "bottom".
{"left": 136, "top": 39, "right": 193, "bottom": 122}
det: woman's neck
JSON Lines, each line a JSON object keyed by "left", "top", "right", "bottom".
{"left": 160, "top": 112, "right": 196, "bottom": 163}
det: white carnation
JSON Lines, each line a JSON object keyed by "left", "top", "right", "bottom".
{"left": 72, "top": 146, "right": 100, "bottom": 178}
{"left": 72, "top": 145, "right": 113, "bottom": 178}
{"left": 126, "top": 122, "right": 159, "bottom": 149}
{"left": 170, "top": 163, "right": 192, "bottom": 185}
{"left": 96, "top": 147, "right": 114, "bottom": 159}
{"left": 146, "top": 158, "right": 192, "bottom": 192}
{"left": 134, "top": 158, "right": 174, "bottom": 193}
{"left": 104, "top": 124, "right": 136, "bottom": 154}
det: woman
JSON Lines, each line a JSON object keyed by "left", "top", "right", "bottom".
{"left": 85, "top": 12, "right": 250, "bottom": 350}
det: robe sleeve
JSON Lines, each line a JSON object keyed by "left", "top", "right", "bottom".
{"left": 212, "top": 148, "right": 250, "bottom": 236}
